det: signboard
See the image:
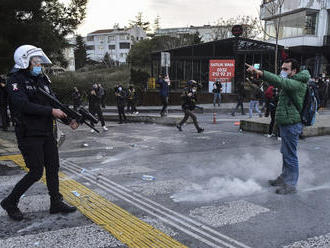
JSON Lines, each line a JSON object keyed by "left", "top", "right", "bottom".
{"left": 161, "top": 52, "right": 171, "bottom": 67}
{"left": 209, "top": 59, "right": 235, "bottom": 93}
{"left": 231, "top": 25, "right": 243, "bottom": 37}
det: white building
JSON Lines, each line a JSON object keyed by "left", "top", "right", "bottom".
{"left": 86, "top": 26, "right": 146, "bottom": 63}
{"left": 155, "top": 25, "right": 233, "bottom": 43}
{"left": 260, "top": 0, "right": 330, "bottom": 76}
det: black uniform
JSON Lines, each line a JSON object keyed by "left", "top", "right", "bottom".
{"left": 127, "top": 87, "right": 138, "bottom": 113}
{"left": 177, "top": 86, "right": 203, "bottom": 132}
{"left": 72, "top": 90, "right": 82, "bottom": 111}
{"left": 4, "top": 69, "right": 65, "bottom": 206}
{"left": 88, "top": 91, "right": 105, "bottom": 127}
{"left": 115, "top": 88, "right": 127, "bottom": 123}
{"left": 0, "top": 79, "right": 9, "bottom": 130}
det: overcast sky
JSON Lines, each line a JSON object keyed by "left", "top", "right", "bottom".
{"left": 74, "top": 0, "right": 261, "bottom": 36}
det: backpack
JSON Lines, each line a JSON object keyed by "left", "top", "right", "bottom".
{"left": 288, "top": 81, "right": 318, "bottom": 126}
{"left": 264, "top": 86, "right": 274, "bottom": 99}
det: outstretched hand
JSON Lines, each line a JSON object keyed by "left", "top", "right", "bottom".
{"left": 245, "top": 63, "right": 263, "bottom": 78}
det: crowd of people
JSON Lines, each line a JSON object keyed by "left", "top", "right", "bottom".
{"left": 0, "top": 44, "right": 328, "bottom": 222}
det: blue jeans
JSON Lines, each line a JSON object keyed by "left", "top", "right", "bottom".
{"left": 213, "top": 93, "right": 221, "bottom": 106}
{"left": 279, "top": 123, "right": 303, "bottom": 186}
{"left": 249, "top": 100, "right": 261, "bottom": 117}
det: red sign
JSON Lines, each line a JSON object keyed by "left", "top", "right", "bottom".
{"left": 209, "top": 59, "right": 235, "bottom": 83}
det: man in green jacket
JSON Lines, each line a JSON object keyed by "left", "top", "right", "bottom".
{"left": 246, "top": 58, "right": 309, "bottom": 194}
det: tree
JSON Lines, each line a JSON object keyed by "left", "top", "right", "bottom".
{"left": 0, "top": 0, "right": 87, "bottom": 73}
{"left": 102, "top": 52, "right": 115, "bottom": 67}
{"left": 212, "top": 16, "right": 262, "bottom": 41}
{"left": 261, "top": 0, "right": 285, "bottom": 74}
{"left": 129, "top": 12, "right": 150, "bottom": 31}
{"left": 74, "top": 35, "right": 87, "bottom": 70}
{"left": 127, "top": 33, "right": 201, "bottom": 69}
{"left": 193, "top": 32, "right": 202, "bottom": 44}
{"left": 153, "top": 15, "right": 161, "bottom": 33}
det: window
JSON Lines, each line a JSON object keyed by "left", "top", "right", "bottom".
{"left": 97, "top": 45, "right": 104, "bottom": 50}
{"left": 87, "top": 36, "right": 94, "bottom": 41}
{"left": 108, "top": 36, "right": 115, "bottom": 42}
{"left": 120, "top": 34, "right": 130, "bottom": 40}
{"left": 86, "top": 45, "right": 95, "bottom": 50}
{"left": 120, "top": 53, "right": 127, "bottom": 58}
{"left": 109, "top": 45, "right": 116, "bottom": 50}
{"left": 265, "top": 10, "right": 318, "bottom": 40}
{"left": 119, "top": 43, "right": 130, "bottom": 49}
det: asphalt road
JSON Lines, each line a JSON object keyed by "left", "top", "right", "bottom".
{"left": 1, "top": 112, "right": 330, "bottom": 248}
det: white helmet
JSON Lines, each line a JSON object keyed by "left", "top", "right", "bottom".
{"left": 14, "top": 45, "right": 52, "bottom": 69}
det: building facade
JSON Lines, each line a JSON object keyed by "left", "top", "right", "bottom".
{"left": 155, "top": 25, "right": 233, "bottom": 43}
{"left": 85, "top": 26, "right": 146, "bottom": 63}
{"left": 260, "top": 0, "right": 330, "bottom": 76}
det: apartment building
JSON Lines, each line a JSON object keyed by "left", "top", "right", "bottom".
{"left": 260, "top": 0, "right": 330, "bottom": 76}
{"left": 85, "top": 26, "right": 146, "bottom": 63}
{"left": 155, "top": 25, "right": 233, "bottom": 43}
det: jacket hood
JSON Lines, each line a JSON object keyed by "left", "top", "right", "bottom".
{"left": 291, "top": 70, "right": 310, "bottom": 84}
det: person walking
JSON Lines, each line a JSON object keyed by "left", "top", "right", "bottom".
{"left": 176, "top": 80, "right": 204, "bottom": 133}
{"left": 231, "top": 83, "right": 246, "bottom": 116}
{"left": 156, "top": 74, "right": 169, "bottom": 117}
{"left": 115, "top": 85, "right": 127, "bottom": 124}
{"left": 246, "top": 58, "right": 309, "bottom": 194}
{"left": 245, "top": 77, "right": 263, "bottom": 118}
{"left": 212, "top": 80, "right": 222, "bottom": 107}
{"left": 89, "top": 84, "right": 108, "bottom": 132}
{"left": 72, "top": 87, "right": 82, "bottom": 111}
{"left": 1, "top": 45, "right": 78, "bottom": 221}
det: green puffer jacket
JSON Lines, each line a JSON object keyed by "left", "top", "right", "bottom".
{"left": 263, "top": 70, "right": 310, "bottom": 126}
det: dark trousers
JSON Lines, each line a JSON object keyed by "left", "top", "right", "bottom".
{"left": 269, "top": 109, "right": 280, "bottom": 136}
{"left": 6, "top": 135, "right": 62, "bottom": 203}
{"left": 90, "top": 107, "right": 105, "bottom": 126}
{"left": 127, "top": 100, "right": 137, "bottom": 113}
{"left": 0, "top": 105, "right": 9, "bottom": 129}
{"left": 179, "top": 109, "right": 200, "bottom": 131}
{"left": 118, "top": 105, "right": 126, "bottom": 122}
{"left": 160, "top": 96, "right": 168, "bottom": 116}
{"left": 232, "top": 99, "right": 245, "bottom": 115}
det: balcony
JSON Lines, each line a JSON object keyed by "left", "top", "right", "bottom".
{"left": 260, "top": 0, "right": 323, "bottom": 20}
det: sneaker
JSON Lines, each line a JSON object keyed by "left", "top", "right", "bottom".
{"left": 1, "top": 198, "right": 23, "bottom": 221}
{"left": 275, "top": 184, "right": 297, "bottom": 195}
{"left": 265, "top": 134, "right": 273, "bottom": 138}
{"left": 268, "top": 176, "right": 285, "bottom": 187}
{"left": 134, "top": 112, "right": 139, "bottom": 115}
{"left": 176, "top": 124, "right": 182, "bottom": 131}
{"left": 277, "top": 137, "right": 282, "bottom": 141}
{"left": 90, "top": 129, "right": 95, "bottom": 133}
{"left": 197, "top": 128, "right": 204, "bottom": 133}
{"left": 102, "top": 126, "right": 108, "bottom": 131}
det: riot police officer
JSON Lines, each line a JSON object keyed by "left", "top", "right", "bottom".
{"left": 1, "top": 45, "right": 78, "bottom": 221}
{"left": 176, "top": 80, "right": 204, "bottom": 133}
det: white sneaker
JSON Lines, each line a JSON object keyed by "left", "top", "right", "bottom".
{"left": 102, "top": 126, "right": 108, "bottom": 131}
{"left": 265, "top": 134, "right": 272, "bottom": 138}
{"left": 277, "top": 137, "right": 282, "bottom": 141}
{"left": 134, "top": 111, "right": 139, "bottom": 115}
{"left": 90, "top": 129, "right": 95, "bottom": 133}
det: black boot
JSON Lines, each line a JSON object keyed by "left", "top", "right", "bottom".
{"left": 268, "top": 176, "right": 285, "bottom": 187}
{"left": 50, "top": 199, "right": 77, "bottom": 214}
{"left": 1, "top": 197, "right": 23, "bottom": 221}
{"left": 176, "top": 124, "right": 182, "bottom": 131}
{"left": 197, "top": 128, "right": 204, "bottom": 133}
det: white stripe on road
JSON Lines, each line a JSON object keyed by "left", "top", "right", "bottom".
{"left": 61, "top": 159, "right": 251, "bottom": 248}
